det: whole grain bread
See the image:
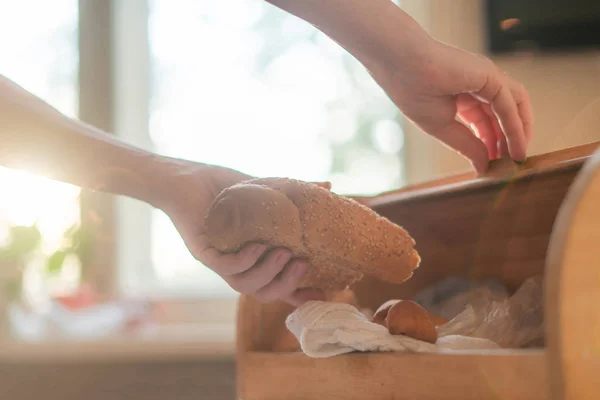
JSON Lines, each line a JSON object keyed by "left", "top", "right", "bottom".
{"left": 204, "top": 177, "right": 420, "bottom": 292}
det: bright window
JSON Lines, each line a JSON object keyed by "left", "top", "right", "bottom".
{"left": 0, "top": 0, "right": 80, "bottom": 299}
{"left": 120, "top": 0, "right": 407, "bottom": 299}
{"left": 0, "top": 1, "right": 407, "bottom": 304}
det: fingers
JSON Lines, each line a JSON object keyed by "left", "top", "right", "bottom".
{"left": 197, "top": 240, "right": 268, "bottom": 276}
{"left": 215, "top": 245, "right": 315, "bottom": 305}
{"left": 457, "top": 96, "right": 498, "bottom": 160}
{"left": 196, "top": 230, "right": 323, "bottom": 305}
{"left": 488, "top": 86, "right": 526, "bottom": 161}
{"left": 200, "top": 240, "right": 327, "bottom": 306}
{"left": 457, "top": 76, "right": 532, "bottom": 164}
{"left": 253, "top": 259, "right": 310, "bottom": 303}
{"left": 474, "top": 68, "right": 528, "bottom": 162}
{"left": 482, "top": 103, "right": 510, "bottom": 158}
{"left": 434, "top": 121, "right": 490, "bottom": 174}
{"left": 227, "top": 248, "right": 292, "bottom": 294}
{"left": 509, "top": 80, "right": 534, "bottom": 146}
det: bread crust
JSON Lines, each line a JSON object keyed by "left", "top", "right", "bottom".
{"left": 204, "top": 177, "right": 420, "bottom": 292}
{"left": 385, "top": 300, "right": 438, "bottom": 344}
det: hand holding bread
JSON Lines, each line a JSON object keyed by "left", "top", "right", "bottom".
{"left": 204, "top": 177, "right": 420, "bottom": 296}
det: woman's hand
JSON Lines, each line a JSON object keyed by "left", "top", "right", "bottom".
{"left": 156, "top": 160, "right": 327, "bottom": 306}
{"left": 264, "top": 0, "right": 534, "bottom": 174}
{"left": 363, "top": 39, "right": 534, "bottom": 174}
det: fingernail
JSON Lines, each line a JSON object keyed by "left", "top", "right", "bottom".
{"left": 514, "top": 157, "right": 527, "bottom": 165}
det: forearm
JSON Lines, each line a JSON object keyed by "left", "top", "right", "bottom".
{"left": 265, "top": 0, "right": 432, "bottom": 67}
{"left": 0, "top": 75, "right": 176, "bottom": 207}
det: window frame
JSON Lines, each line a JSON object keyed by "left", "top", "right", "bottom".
{"left": 78, "top": 0, "right": 238, "bottom": 329}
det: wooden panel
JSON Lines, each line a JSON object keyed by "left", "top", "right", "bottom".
{"left": 239, "top": 351, "right": 548, "bottom": 400}
{"left": 236, "top": 144, "right": 600, "bottom": 353}
{"left": 545, "top": 148, "right": 600, "bottom": 400}
{"left": 353, "top": 164, "right": 583, "bottom": 309}
{"left": 359, "top": 141, "right": 600, "bottom": 207}
{"left": 237, "top": 295, "right": 295, "bottom": 352}
{"left": 78, "top": 0, "right": 117, "bottom": 296}
{"left": 0, "top": 358, "right": 235, "bottom": 400}
{"left": 235, "top": 143, "right": 600, "bottom": 400}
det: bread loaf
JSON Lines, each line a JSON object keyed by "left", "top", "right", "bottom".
{"left": 373, "top": 299, "right": 448, "bottom": 328}
{"left": 204, "top": 177, "right": 420, "bottom": 292}
{"left": 373, "top": 299, "right": 438, "bottom": 344}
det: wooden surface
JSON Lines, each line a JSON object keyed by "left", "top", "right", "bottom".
{"left": 239, "top": 351, "right": 548, "bottom": 400}
{"left": 545, "top": 147, "right": 600, "bottom": 400}
{"left": 0, "top": 335, "right": 234, "bottom": 364}
{"left": 237, "top": 143, "right": 599, "bottom": 353}
{"left": 1, "top": 358, "right": 235, "bottom": 400}
{"left": 356, "top": 141, "right": 600, "bottom": 208}
{"left": 236, "top": 142, "right": 600, "bottom": 400}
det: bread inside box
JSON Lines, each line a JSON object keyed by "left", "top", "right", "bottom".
{"left": 252, "top": 162, "right": 583, "bottom": 354}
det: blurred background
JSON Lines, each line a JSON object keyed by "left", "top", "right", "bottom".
{"left": 0, "top": 0, "right": 599, "bottom": 399}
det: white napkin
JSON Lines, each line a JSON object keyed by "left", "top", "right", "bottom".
{"left": 285, "top": 300, "right": 499, "bottom": 358}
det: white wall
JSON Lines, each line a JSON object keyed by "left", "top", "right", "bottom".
{"left": 401, "top": 0, "right": 600, "bottom": 184}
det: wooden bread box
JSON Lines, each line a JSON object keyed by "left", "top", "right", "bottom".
{"left": 236, "top": 141, "right": 600, "bottom": 400}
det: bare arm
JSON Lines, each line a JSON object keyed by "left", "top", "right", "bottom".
{"left": 0, "top": 75, "right": 177, "bottom": 207}
{"left": 265, "top": 0, "right": 432, "bottom": 73}
{"left": 265, "top": 0, "right": 532, "bottom": 168}
{"left": 0, "top": 74, "right": 323, "bottom": 306}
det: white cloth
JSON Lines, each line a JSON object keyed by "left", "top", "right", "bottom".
{"left": 285, "top": 300, "right": 499, "bottom": 358}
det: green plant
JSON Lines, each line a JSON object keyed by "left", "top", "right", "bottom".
{"left": 0, "top": 224, "right": 42, "bottom": 263}
{"left": 0, "top": 223, "right": 90, "bottom": 301}
{"left": 0, "top": 224, "right": 42, "bottom": 301}
{"left": 45, "top": 224, "right": 90, "bottom": 275}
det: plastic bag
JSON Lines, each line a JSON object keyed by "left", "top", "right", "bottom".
{"left": 412, "top": 277, "right": 509, "bottom": 321}
{"left": 436, "top": 276, "right": 544, "bottom": 348}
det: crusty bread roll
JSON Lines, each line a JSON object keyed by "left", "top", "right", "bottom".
{"left": 204, "top": 177, "right": 420, "bottom": 292}
{"left": 372, "top": 299, "right": 448, "bottom": 328}
{"left": 373, "top": 300, "right": 439, "bottom": 344}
